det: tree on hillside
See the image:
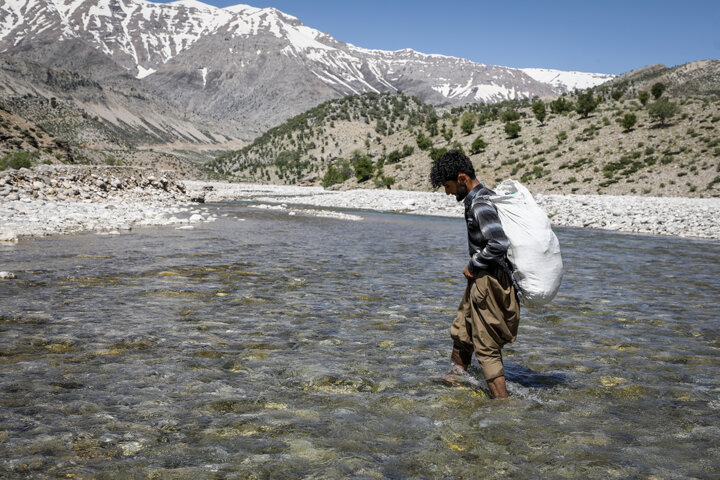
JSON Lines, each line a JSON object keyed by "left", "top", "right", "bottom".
{"left": 470, "top": 136, "right": 488, "bottom": 154}
{"left": 501, "top": 109, "right": 521, "bottom": 122}
{"left": 425, "top": 113, "right": 439, "bottom": 136}
{"left": 648, "top": 97, "right": 680, "bottom": 126}
{"left": 353, "top": 155, "right": 374, "bottom": 182}
{"left": 620, "top": 113, "right": 637, "bottom": 132}
{"left": 322, "top": 159, "right": 352, "bottom": 188}
{"left": 442, "top": 129, "right": 454, "bottom": 143}
{"left": 460, "top": 113, "right": 476, "bottom": 135}
{"left": 611, "top": 89, "right": 623, "bottom": 101}
{"left": 532, "top": 100, "right": 547, "bottom": 125}
{"left": 576, "top": 91, "right": 598, "bottom": 118}
{"left": 504, "top": 121, "right": 521, "bottom": 138}
{"left": 651, "top": 82, "right": 666, "bottom": 99}
{"left": 416, "top": 133, "right": 432, "bottom": 150}
{"left": 638, "top": 90, "right": 650, "bottom": 106}
{"left": 550, "top": 96, "right": 574, "bottom": 114}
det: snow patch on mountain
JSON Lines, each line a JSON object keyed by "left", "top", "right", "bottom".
{"left": 520, "top": 68, "right": 614, "bottom": 90}
{"left": 136, "top": 65, "right": 155, "bottom": 79}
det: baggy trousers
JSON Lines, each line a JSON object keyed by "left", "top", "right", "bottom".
{"left": 450, "top": 268, "right": 520, "bottom": 380}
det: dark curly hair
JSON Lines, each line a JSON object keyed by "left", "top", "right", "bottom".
{"left": 429, "top": 150, "right": 476, "bottom": 188}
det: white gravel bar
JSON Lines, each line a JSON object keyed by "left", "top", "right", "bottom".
{"left": 2, "top": 172, "right": 718, "bottom": 243}
{"left": 189, "top": 181, "right": 720, "bottom": 241}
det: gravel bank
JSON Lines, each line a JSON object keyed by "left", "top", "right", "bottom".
{"left": 2, "top": 172, "right": 718, "bottom": 243}
{"left": 0, "top": 166, "right": 215, "bottom": 243}
{"left": 188, "top": 181, "right": 720, "bottom": 241}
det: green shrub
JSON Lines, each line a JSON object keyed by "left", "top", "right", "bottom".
{"left": 381, "top": 175, "right": 395, "bottom": 188}
{"left": 504, "top": 121, "right": 521, "bottom": 138}
{"left": 648, "top": 98, "right": 680, "bottom": 125}
{"left": 321, "top": 159, "right": 352, "bottom": 188}
{"left": 620, "top": 113, "right": 637, "bottom": 131}
{"left": 576, "top": 91, "right": 599, "bottom": 118}
{"left": 429, "top": 147, "right": 448, "bottom": 161}
{"left": 550, "top": 97, "right": 574, "bottom": 114}
{"left": 501, "top": 109, "right": 521, "bottom": 122}
{"left": 353, "top": 156, "right": 374, "bottom": 182}
{"left": 460, "top": 113, "right": 475, "bottom": 135}
{"left": 416, "top": 133, "right": 432, "bottom": 150}
{"left": 532, "top": 101, "right": 547, "bottom": 124}
{"left": 0, "top": 151, "right": 33, "bottom": 170}
{"left": 651, "top": 82, "right": 666, "bottom": 99}
{"left": 470, "top": 136, "right": 488, "bottom": 154}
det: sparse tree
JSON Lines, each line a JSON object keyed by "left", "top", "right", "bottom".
{"left": 638, "top": 90, "right": 650, "bottom": 106}
{"left": 648, "top": 97, "right": 680, "bottom": 126}
{"left": 532, "top": 100, "right": 547, "bottom": 125}
{"left": 443, "top": 129, "right": 454, "bottom": 143}
{"left": 381, "top": 175, "right": 395, "bottom": 189}
{"left": 416, "top": 133, "right": 432, "bottom": 151}
{"left": 550, "top": 96, "right": 574, "bottom": 114}
{"left": 576, "top": 91, "right": 598, "bottom": 118}
{"left": 470, "top": 136, "right": 488, "bottom": 154}
{"left": 620, "top": 113, "right": 637, "bottom": 132}
{"left": 501, "top": 109, "right": 521, "bottom": 122}
{"left": 611, "top": 89, "right": 623, "bottom": 101}
{"left": 504, "top": 121, "right": 521, "bottom": 138}
{"left": 460, "top": 113, "right": 476, "bottom": 135}
{"left": 651, "top": 82, "right": 666, "bottom": 99}
{"left": 353, "top": 155, "right": 374, "bottom": 182}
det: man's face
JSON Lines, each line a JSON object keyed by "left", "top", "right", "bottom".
{"left": 442, "top": 179, "right": 469, "bottom": 202}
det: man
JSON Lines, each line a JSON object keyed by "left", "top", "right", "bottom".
{"left": 429, "top": 150, "right": 519, "bottom": 399}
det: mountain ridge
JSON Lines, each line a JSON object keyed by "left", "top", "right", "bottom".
{"left": 0, "top": 0, "right": 614, "bottom": 133}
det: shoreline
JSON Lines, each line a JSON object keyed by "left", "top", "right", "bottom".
{"left": 189, "top": 181, "right": 720, "bottom": 241}
{"left": 1, "top": 168, "right": 718, "bottom": 243}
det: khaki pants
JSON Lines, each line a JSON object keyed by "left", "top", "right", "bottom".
{"left": 450, "top": 268, "right": 520, "bottom": 380}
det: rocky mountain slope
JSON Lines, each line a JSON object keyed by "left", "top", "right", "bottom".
{"left": 211, "top": 61, "right": 720, "bottom": 198}
{"left": 0, "top": 53, "right": 250, "bottom": 175}
{"left": 0, "top": 0, "right": 613, "bottom": 134}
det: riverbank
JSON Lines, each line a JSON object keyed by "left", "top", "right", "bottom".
{"left": 188, "top": 181, "right": 720, "bottom": 241}
{"left": 1, "top": 168, "right": 718, "bottom": 242}
{"left": 0, "top": 166, "right": 216, "bottom": 242}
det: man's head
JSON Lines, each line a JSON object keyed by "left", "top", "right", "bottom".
{"left": 429, "top": 150, "right": 478, "bottom": 201}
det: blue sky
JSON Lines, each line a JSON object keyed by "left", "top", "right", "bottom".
{"left": 151, "top": 0, "right": 719, "bottom": 75}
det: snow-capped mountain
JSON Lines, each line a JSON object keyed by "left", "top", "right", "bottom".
{"left": 0, "top": 0, "right": 614, "bottom": 131}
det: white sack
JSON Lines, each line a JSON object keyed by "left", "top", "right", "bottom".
{"left": 490, "top": 180, "right": 563, "bottom": 307}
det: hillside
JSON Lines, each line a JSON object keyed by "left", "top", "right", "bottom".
{"left": 211, "top": 61, "right": 720, "bottom": 198}
{"left": 0, "top": 54, "right": 246, "bottom": 176}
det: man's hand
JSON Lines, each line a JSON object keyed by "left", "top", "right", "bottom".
{"left": 463, "top": 265, "right": 476, "bottom": 280}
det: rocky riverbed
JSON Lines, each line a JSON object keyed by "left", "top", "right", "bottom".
{"left": 1, "top": 170, "right": 718, "bottom": 244}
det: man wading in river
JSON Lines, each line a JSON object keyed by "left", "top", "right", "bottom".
{"left": 430, "top": 150, "right": 519, "bottom": 399}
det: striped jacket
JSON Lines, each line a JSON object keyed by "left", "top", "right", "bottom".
{"left": 463, "top": 184, "right": 510, "bottom": 276}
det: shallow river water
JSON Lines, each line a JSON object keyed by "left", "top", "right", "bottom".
{"left": 1, "top": 202, "right": 719, "bottom": 479}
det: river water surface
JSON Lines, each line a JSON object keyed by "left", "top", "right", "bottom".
{"left": 1, "top": 202, "right": 719, "bottom": 479}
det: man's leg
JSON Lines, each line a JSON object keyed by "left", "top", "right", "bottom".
{"left": 448, "top": 282, "right": 474, "bottom": 380}
{"left": 467, "top": 274, "right": 519, "bottom": 399}
{"left": 486, "top": 375, "right": 508, "bottom": 399}
{"left": 451, "top": 345, "right": 472, "bottom": 371}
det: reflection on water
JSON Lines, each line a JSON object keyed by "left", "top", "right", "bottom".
{"left": 1, "top": 203, "right": 719, "bottom": 479}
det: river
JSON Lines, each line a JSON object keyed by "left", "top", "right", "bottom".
{"left": 1, "top": 201, "right": 719, "bottom": 479}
